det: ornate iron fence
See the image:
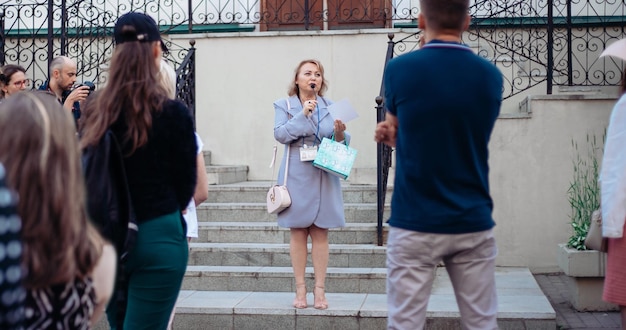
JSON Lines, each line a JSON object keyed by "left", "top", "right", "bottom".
{"left": 383, "top": 0, "right": 626, "bottom": 99}
{"left": 175, "top": 41, "right": 197, "bottom": 127}
{"left": 0, "top": 0, "right": 196, "bottom": 116}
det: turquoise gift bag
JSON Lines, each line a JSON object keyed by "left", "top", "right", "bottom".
{"left": 313, "top": 137, "right": 357, "bottom": 180}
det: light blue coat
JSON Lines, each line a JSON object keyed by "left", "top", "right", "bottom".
{"left": 273, "top": 95, "right": 350, "bottom": 229}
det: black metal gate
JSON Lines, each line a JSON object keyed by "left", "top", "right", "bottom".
{"left": 0, "top": 1, "right": 195, "bottom": 119}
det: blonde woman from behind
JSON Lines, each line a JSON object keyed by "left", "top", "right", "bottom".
{"left": 160, "top": 59, "right": 209, "bottom": 329}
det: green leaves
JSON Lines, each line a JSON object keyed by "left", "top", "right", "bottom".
{"left": 567, "top": 221, "right": 590, "bottom": 250}
{"left": 566, "top": 133, "right": 604, "bottom": 251}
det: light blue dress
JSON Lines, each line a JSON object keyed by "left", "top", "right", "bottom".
{"left": 273, "top": 95, "right": 350, "bottom": 229}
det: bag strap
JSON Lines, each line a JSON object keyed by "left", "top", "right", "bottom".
{"left": 269, "top": 144, "right": 290, "bottom": 185}
{"left": 283, "top": 98, "right": 291, "bottom": 185}
{"left": 270, "top": 98, "right": 292, "bottom": 185}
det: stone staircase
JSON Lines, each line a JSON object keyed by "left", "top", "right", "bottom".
{"left": 95, "top": 152, "right": 557, "bottom": 329}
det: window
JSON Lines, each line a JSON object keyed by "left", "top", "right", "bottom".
{"left": 261, "top": 0, "right": 391, "bottom": 31}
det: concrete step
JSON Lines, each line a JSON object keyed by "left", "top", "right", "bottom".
{"left": 168, "top": 267, "right": 556, "bottom": 330}
{"left": 182, "top": 266, "right": 386, "bottom": 293}
{"left": 207, "top": 181, "right": 394, "bottom": 204}
{"left": 188, "top": 243, "right": 387, "bottom": 268}
{"left": 196, "top": 203, "right": 390, "bottom": 223}
{"left": 202, "top": 150, "right": 211, "bottom": 165}
{"left": 206, "top": 165, "right": 248, "bottom": 185}
{"left": 196, "top": 222, "right": 388, "bottom": 244}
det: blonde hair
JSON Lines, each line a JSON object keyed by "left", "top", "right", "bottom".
{"left": 0, "top": 91, "right": 103, "bottom": 288}
{"left": 159, "top": 59, "right": 177, "bottom": 99}
{"left": 287, "top": 59, "right": 328, "bottom": 97}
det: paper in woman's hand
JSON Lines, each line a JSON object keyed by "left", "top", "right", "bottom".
{"left": 328, "top": 98, "right": 359, "bottom": 123}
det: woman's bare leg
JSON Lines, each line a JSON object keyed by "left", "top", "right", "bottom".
{"left": 290, "top": 228, "right": 309, "bottom": 308}
{"left": 309, "top": 225, "right": 329, "bottom": 309}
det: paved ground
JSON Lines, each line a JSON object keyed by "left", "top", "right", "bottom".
{"left": 535, "top": 273, "right": 621, "bottom": 329}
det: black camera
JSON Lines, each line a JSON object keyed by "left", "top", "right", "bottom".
{"left": 77, "top": 81, "right": 96, "bottom": 95}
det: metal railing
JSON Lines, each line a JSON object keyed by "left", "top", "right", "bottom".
{"left": 175, "top": 40, "right": 197, "bottom": 127}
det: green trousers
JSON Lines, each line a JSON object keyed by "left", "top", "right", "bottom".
{"left": 107, "top": 210, "right": 188, "bottom": 330}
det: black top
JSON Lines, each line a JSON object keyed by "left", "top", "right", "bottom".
{"left": 111, "top": 100, "right": 197, "bottom": 222}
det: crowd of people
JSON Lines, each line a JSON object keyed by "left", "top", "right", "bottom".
{"left": 0, "top": 11, "right": 202, "bottom": 330}
{"left": 1, "top": 0, "right": 626, "bottom": 329}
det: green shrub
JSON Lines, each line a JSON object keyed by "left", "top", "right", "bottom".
{"left": 567, "top": 134, "right": 603, "bottom": 250}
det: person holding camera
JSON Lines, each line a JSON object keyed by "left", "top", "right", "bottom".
{"left": 39, "top": 56, "right": 92, "bottom": 127}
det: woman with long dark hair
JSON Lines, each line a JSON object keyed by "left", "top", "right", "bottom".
{"left": 0, "top": 91, "right": 116, "bottom": 329}
{"left": 80, "top": 12, "right": 197, "bottom": 329}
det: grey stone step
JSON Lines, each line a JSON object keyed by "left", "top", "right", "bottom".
{"left": 188, "top": 243, "right": 387, "bottom": 268}
{"left": 167, "top": 267, "right": 556, "bottom": 330}
{"left": 182, "top": 266, "right": 386, "bottom": 293}
{"left": 206, "top": 165, "right": 248, "bottom": 185}
{"left": 196, "top": 222, "right": 388, "bottom": 244}
{"left": 196, "top": 203, "right": 390, "bottom": 223}
{"left": 207, "top": 181, "right": 394, "bottom": 204}
{"left": 202, "top": 150, "right": 211, "bottom": 165}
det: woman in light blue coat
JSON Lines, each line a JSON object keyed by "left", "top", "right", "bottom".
{"left": 273, "top": 59, "right": 350, "bottom": 310}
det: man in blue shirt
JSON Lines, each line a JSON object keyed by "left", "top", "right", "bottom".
{"left": 375, "top": 0, "right": 502, "bottom": 328}
{"left": 39, "top": 56, "right": 91, "bottom": 128}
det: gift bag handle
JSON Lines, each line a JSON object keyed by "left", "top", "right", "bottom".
{"left": 330, "top": 132, "right": 348, "bottom": 147}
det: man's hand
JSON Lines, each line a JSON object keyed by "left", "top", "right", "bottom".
{"left": 374, "top": 113, "right": 398, "bottom": 147}
{"left": 63, "top": 85, "right": 90, "bottom": 112}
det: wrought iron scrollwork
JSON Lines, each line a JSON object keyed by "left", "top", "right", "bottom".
{"left": 0, "top": 0, "right": 196, "bottom": 118}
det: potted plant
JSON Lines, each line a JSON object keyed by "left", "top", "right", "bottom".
{"left": 566, "top": 134, "right": 601, "bottom": 251}
{"left": 557, "top": 134, "right": 616, "bottom": 311}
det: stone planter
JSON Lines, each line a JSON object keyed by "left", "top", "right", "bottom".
{"left": 557, "top": 243, "right": 618, "bottom": 312}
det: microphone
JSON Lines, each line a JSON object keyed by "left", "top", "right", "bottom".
{"left": 308, "top": 84, "right": 316, "bottom": 114}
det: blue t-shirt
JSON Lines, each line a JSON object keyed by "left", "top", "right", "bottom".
{"left": 383, "top": 40, "right": 503, "bottom": 234}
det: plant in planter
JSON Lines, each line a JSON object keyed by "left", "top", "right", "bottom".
{"left": 567, "top": 134, "right": 603, "bottom": 250}
{"left": 558, "top": 133, "right": 615, "bottom": 312}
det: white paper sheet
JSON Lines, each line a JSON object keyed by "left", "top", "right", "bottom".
{"left": 327, "top": 98, "right": 359, "bottom": 123}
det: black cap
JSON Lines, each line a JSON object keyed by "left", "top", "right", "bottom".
{"left": 114, "top": 12, "right": 168, "bottom": 53}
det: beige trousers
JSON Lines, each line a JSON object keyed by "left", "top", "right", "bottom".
{"left": 386, "top": 227, "right": 498, "bottom": 330}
